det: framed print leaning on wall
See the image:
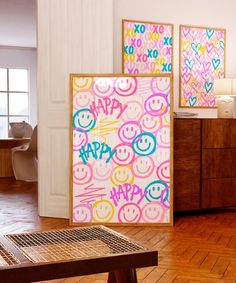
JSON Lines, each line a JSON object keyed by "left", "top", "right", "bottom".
{"left": 122, "top": 19, "right": 173, "bottom": 74}
{"left": 70, "top": 74, "right": 173, "bottom": 226}
{"left": 179, "top": 25, "right": 226, "bottom": 108}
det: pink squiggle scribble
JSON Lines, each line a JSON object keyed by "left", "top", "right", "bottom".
{"left": 75, "top": 183, "right": 106, "bottom": 205}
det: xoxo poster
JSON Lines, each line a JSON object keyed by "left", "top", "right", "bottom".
{"left": 123, "top": 20, "right": 173, "bottom": 74}
{"left": 70, "top": 74, "right": 172, "bottom": 225}
{"left": 180, "top": 25, "right": 226, "bottom": 108}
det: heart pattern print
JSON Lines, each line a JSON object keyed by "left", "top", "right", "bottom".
{"left": 123, "top": 20, "right": 173, "bottom": 74}
{"left": 180, "top": 25, "right": 225, "bottom": 108}
{"left": 71, "top": 75, "right": 172, "bottom": 225}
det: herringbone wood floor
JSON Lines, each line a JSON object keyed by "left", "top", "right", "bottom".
{"left": 1, "top": 179, "right": 236, "bottom": 282}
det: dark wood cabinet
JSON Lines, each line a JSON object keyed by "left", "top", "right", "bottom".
{"left": 202, "top": 119, "right": 236, "bottom": 148}
{"left": 174, "top": 118, "right": 236, "bottom": 211}
{"left": 202, "top": 149, "right": 236, "bottom": 179}
{"left": 174, "top": 119, "right": 201, "bottom": 211}
{"left": 201, "top": 179, "right": 236, "bottom": 209}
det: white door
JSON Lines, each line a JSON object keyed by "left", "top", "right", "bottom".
{"left": 37, "top": 0, "right": 113, "bottom": 218}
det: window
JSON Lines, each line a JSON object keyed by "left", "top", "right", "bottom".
{"left": 0, "top": 68, "right": 29, "bottom": 138}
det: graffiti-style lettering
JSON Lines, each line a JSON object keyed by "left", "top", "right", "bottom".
{"left": 124, "top": 45, "right": 134, "bottom": 54}
{"left": 131, "top": 38, "right": 142, "bottom": 47}
{"left": 110, "top": 183, "right": 147, "bottom": 206}
{"left": 79, "top": 141, "right": 117, "bottom": 164}
{"left": 90, "top": 98, "right": 128, "bottom": 119}
{"left": 162, "top": 63, "right": 172, "bottom": 72}
{"left": 164, "top": 37, "right": 172, "bottom": 46}
{"left": 134, "top": 24, "right": 146, "bottom": 33}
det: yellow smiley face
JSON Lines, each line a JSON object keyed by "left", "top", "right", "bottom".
{"left": 92, "top": 200, "right": 114, "bottom": 222}
{"left": 162, "top": 111, "right": 170, "bottom": 126}
{"left": 110, "top": 166, "right": 134, "bottom": 186}
{"left": 73, "top": 77, "right": 93, "bottom": 93}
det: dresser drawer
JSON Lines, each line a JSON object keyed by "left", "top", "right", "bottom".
{"left": 202, "top": 178, "right": 236, "bottom": 208}
{"left": 202, "top": 149, "right": 236, "bottom": 179}
{"left": 202, "top": 119, "right": 236, "bottom": 148}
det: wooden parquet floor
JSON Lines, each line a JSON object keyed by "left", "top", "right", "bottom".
{"left": 1, "top": 179, "right": 236, "bottom": 282}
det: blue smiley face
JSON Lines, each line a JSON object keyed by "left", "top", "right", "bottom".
{"left": 144, "top": 180, "right": 168, "bottom": 202}
{"left": 132, "top": 132, "right": 156, "bottom": 156}
{"left": 73, "top": 108, "right": 96, "bottom": 132}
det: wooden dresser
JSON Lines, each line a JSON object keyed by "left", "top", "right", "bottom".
{"left": 174, "top": 118, "right": 236, "bottom": 211}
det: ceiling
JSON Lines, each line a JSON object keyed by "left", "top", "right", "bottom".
{"left": 0, "top": 0, "right": 36, "bottom": 48}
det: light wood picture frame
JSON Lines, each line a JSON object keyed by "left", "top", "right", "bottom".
{"left": 70, "top": 74, "right": 173, "bottom": 226}
{"left": 122, "top": 19, "right": 174, "bottom": 75}
{"left": 179, "top": 25, "right": 226, "bottom": 108}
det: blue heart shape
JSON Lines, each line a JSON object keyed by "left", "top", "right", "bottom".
{"left": 212, "top": 58, "right": 220, "bottom": 70}
{"left": 188, "top": 96, "right": 197, "bottom": 106}
{"left": 191, "top": 42, "right": 200, "bottom": 54}
{"left": 220, "top": 40, "right": 224, "bottom": 50}
{"left": 185, "top": 59, "right": 195, "bottom": 71}
{"left": 207, "top": 29, "right": 214, "bottom": 39}
{"left": 204, "top": 82, "right": 213, "bottom": 93}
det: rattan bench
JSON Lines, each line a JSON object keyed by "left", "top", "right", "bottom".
{"left": 0, "top": 225, "right": 158, "bottom": 283}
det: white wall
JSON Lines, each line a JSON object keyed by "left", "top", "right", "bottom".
{"left": 0, "top": 0, "right": 36, "bottom": 47}
{"left": 0, "top": 47, "right": 37, "bottom": 127}
{"left": 114, "top": 0, "right": 236, "bottom": 117}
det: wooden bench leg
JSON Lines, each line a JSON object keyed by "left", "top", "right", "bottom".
{"left": 108, "top": 268, "right": 137, "bottom": 283}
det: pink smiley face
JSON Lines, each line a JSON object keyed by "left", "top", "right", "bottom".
{"left": 163, "top": 210, "right": 170, "bottom": 222}
{"left": 118, "top": 203, "right": 142, "bottom": 223}
{"left": 142, "top": 202, "right": 166, "bottom": 223}
{"left": 132, "top": 156, "right": 154, "bottom": 178}
{"left": 73, "top": 162, "right": 92, "bottom": 185}
{"left": 139, "top": 113, "right": 161, "bottom": 133}
{"left": 93, "top": 78, "right": 114, "bottom": 98}
{"left": 73, "top": 204, "right": 92, "bottom": 223}
{"left": 118, "top": 121, "right": 142, "bottom": 144}
{"left": 156, "top": 126, "right": 170, "bottom": 148}
{"left": 73, "top": 129, "right": 88, "bottom": 151}
{"left": 112, "top": 143, "right": 135, "bottom": 166}
{"left": 157, "top": 160, "right": 170, "bottom": 183}
{"left": 73, "top": 90, "right": 94, "bottom": 109}
{"left": 151, "top": 77, "right": 170, "bottom": 93}
{"left": 114, "top": 77, "right": 137, "bottom": 96}
{"left": 93, "top": 159, "right": 113, "bottom": 181}
{"left": 153, "top": 148, "right": 170, "bottom": 167}
{"left": 161, "top": 187, "right": 170, "bottom": 209}
{"left": 144, "top": 93, "right": 169, "bottom": 117}
{"left": 121, "top": 101, "right": 143, "bottom": 122}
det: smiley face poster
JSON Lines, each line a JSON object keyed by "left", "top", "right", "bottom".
{"left": 180, "top": 25, "right": 225, "bottom": 108}
{"left": 123, "top": 19, "right": 173, "bottom": 74}
{"left": 70, "top": 74, "right": 172, "bottom": 225}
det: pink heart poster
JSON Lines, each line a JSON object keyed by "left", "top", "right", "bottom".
{"left": 180, "top": 25, "right": 226, "bottom": 108}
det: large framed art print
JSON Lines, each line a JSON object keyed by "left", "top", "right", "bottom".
{"left": 70, "top": 74, "right": 173, "bottom": 225}
{"left": 180, "top": 25, "right": 226, "bottom": 108}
